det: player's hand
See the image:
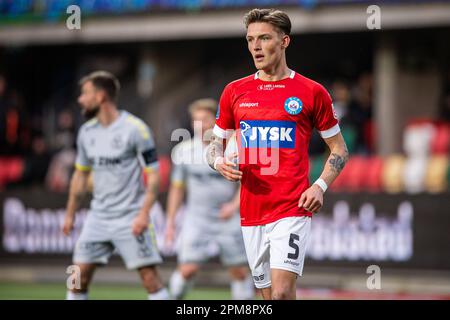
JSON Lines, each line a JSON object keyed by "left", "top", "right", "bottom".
{"left": 298, "top": 184, "right": 324, "bottom": 213}
{"left": 62, "top": 215, "right": 75, "bottom": 236}
{"left": 132, "top": 214, "right": 149, "bottom": 236}
{"left": 219, "top": 202, "right": 237, "bottom": 220}
{"left": 216, "top": 153, "right": 243, "bottom": 182}
{"left": 164, "top": 220, "right": 176, "bottom": 246}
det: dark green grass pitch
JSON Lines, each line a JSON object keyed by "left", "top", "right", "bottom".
{"left": 0, "top": 282, "right": 231, "bottom": 300}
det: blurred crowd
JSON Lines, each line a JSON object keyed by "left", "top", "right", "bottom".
{"left": 0, "top": 73, "right": 77, "bottom": 192}
{"left": 310, "top": 73, "right": 374, "bottom": 156}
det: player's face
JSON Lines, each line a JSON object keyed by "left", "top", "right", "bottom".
{"left": 246, "top": 22, "right": 289, "bottom": 71}
{"left": 78, "top": 81, "right": 101, "bottom": 119}
{"left": 191, "top": 109, "right": 215, "bottom": 140}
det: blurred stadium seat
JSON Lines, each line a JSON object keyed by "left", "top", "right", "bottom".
{"left": 403, "top": 156, "right": 428, "bottom": 194}
{"left": 345, "top": 156, "right": 367, "bottom": 192}
{"left": 381, "top": 154, "right": 406, "bottom": 193}
{"left": 403, "top": 120, "right": 436, "bottom": 158}
{"left": 425, "top": 155, "right": 449, "bottom": 193}
{"left": 0, "top": 157, "right": 24, "bottom": 189}
{"left": 364, "top": 156, "right": 383, "bottom": 193}
{"left": 158, "top": 155, "right": 171, "bottom": 193}
{"left": 431, "top": 123, "right": 450, "bottom": 155}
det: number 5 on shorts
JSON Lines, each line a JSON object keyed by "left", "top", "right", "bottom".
{"left": 287, "top": 233, "right": 300, "bottom": 259}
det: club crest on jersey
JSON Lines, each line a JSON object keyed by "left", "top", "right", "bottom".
{"left": 284, "top": 97, "right": 302, "bottom": 115}
{"left": 111, "top": 134, "right": 124, "bottom": 149}
{"left": 239, "top": 120, "right": 296, "bottom": 149}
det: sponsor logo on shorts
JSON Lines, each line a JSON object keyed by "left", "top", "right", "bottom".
{"left": 136, "top": 234, "right": 153, "bottom": 258}
{"left": 283, "top": 259, "right": 300, "bottom": 266}
{"left": 78, "top": 242, "right": 104, "bottom": 251}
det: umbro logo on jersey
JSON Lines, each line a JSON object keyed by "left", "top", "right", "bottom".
{"left": 239, "top": 120, "right": 296, "bottom": 149}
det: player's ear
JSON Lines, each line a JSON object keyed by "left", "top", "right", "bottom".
{"left": 281, "top": 34, "right": 290, "bottom": 49}
{"left": 97, "top": 89, "right": 107, "bottom": 104}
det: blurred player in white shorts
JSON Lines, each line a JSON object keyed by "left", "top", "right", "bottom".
{"left": 62, "top": 71, "right": 170, "bottom": 300}
{"left": 165, "top": 99, "right": 254, "bottom": 300}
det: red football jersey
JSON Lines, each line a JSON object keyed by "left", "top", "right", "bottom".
{"left": 214, "top": 70, "right": 340, "bottom": 226}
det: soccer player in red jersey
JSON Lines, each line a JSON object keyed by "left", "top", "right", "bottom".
{"left": 206, "top": 9, "right": 349, "bottom": 300}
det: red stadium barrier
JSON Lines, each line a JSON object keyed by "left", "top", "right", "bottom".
{"left": 0, "top": 157, "right": 25, "bottom": 189}
{"left": 431, "top": 122, "right": 450, "bottom": 155}
{"left": 364, "top": 156, "right": 383, "bottom": 192}
{"left": 346, "top": 156, "right": 367, "bottom": 192}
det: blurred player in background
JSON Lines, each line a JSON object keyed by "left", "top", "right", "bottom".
{"left": 62, "top": 71, "right": 170, "bottom": 300}
{"left": 165, "top": 98, "right": 254, "bottom": 300}
{"left": 207, "top": 9, "right": 349, "bottom": 300}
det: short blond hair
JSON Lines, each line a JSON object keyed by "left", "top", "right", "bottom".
{"left": 188, "top": 98, "right": 218, "bottom": 116}
{"left": 244, "top": 8, "right": 291, "bottom": 35}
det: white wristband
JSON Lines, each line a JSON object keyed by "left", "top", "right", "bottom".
{"left": 313, "top": 178, "right": 328, "bottom": 193}
{"left": 213, "top": 157, "right": 224, "bottom": 170}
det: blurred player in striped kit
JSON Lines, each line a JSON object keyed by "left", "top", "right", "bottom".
{"left": 165, "top": 99, "right": 254, "bottom": 300}
{"left": 62, "top": 71, "right": 170, "bottom": 300}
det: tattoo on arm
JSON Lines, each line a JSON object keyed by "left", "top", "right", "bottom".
{"left": 328, "top": 149, "right": 349, "bottom": 174}
{"left": 206, "top": 134, "right": 224, "bottom": 170}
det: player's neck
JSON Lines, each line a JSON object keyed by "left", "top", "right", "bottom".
{"left": 258, "top": 60, "right": 290, "bottom": 82}
{"left": 97, "top": 103, "right": 120, "bottom": 127}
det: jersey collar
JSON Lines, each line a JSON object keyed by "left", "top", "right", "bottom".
{"left": 254, "top": 70, "right": 295, "bottom": 80}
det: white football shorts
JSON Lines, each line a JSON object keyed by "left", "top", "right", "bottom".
{"left": 241, "top": 216, "right": 311, "bottom": 289}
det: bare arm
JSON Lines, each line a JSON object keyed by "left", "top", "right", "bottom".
{"left": 206, "top": 133, "right": 225, "bottom": 170}
{"left": 164, "top": 182, "right": 185, "bottom": 244}
{"left": 166, "top": 183, "right": 185, "bottom": 225}
{"left": 319, "top": 132, "right": 349, "bottom": 187}
{"left": 206, "top": 133, "right": 242, "bottom": 181}
{"left": 132, "top": 168, "right": 159, "bottom": 236}
{"left": 62, "top": 169, "right": 90, "bottom": 235}
{"left": 299, "top": 132, "right": 348, "bottom": 213}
